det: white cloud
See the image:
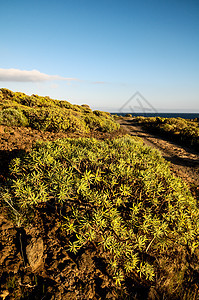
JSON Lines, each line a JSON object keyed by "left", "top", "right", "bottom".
{"left": 0, "top": 68, "right": 79, "bottom": 82}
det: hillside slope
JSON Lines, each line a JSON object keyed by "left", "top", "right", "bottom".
{"left": 0, "top": 89, "right": 120, "bottom": 134}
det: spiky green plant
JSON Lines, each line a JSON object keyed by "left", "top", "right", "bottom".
{"left": 1, "top": 135, "right": 199, "bottom": 297}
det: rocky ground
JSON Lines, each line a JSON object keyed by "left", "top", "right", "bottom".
{"left": 0, "top": 120, "right": 198, "bottom": 299}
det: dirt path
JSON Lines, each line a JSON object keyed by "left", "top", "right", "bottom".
{"left": 118, "top": 118, "right": 199, "bottom": 189}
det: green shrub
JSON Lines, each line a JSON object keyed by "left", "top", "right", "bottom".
{"left": 0, "top": 90, "right": 3, "bottom": 101}
{"left": 93, "top": 110, "right": 110, "bottom": 117}
{"left": 0, "top": 108, "right": 28, "bottom": 127}
{"left": 0, "top": 88, "right": 120, "bottom": 134}
{"left": 80, "top": 105, "right": 92, "bottom": 113}
{"left": 135, "top": 116, "right": 199, "bottom": 150}
{"left": 58, "top": 100, "right": 74, "bottom": 109}
{"left": 23, "top": 108, "right": 89, "bottom": 133}
{"left": 84, "top": 114, "right": 103, "bottom": 130}
{"left": 101, "top": 118, "right": 120, "bottom": 132}
{"left": 85, "top": 113, "right": 120, "bottom": 132}
{"left": 0, "top": 88, "right": 15, "bottom": 99}
{"left": 81, "top": 104, "right": 91, "bottom": 109}
{"left": 2, "top": 136, "right": 199, "bottom": 297}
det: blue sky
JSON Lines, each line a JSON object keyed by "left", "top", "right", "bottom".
{"left": 0, "top": 0, "right": 199, "bottom": 112}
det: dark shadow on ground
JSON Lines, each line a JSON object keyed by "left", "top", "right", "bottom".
{"left": 0, "top": 149, "right": 27, "bottom": 184}
{"left": 162, "top": 155, "right": 199, "bottom": 168}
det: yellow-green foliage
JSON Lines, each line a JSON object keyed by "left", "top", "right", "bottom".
{"left": 84, "top": 113, "right": 118, "bottom": 133}
{"left": 0, "top": 88, "right": 119, "bottom": 133}
{"left": 2, "top": 136, "right": 199, "bottom": 296}
{"left": 135, "top": 116, "right": 199, "bottom": 150}
{"left": 0, "top": 108, "right": 28, "bottom": 127}
{"left": 23, "top": 107, "right": 89, "bottom": 133}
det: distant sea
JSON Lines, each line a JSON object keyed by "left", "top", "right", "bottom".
{"left": 111, "top": 113, "right": 199, "bottom": 119}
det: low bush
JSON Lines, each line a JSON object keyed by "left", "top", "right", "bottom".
{"left": 135, "top": 116, "right": 199, "bottom": 150}
{"left": 93, "top": 110, "right": 110, "bottom": 117}
{"left": 0, "top": 88, "right": 120, "bottom": 134}
{"left": 84, "top": 114, "right": 119, "bottom": 132}
{"left": 23, "top": 108, "right": 89, "bottom": 133}
{"left": 0, "top": 108, "right": 28, "bottom": 127}
{"left": 2, "top": 136, "right": 199, "bottom": 297}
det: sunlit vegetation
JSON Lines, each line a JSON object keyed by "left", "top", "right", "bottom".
{"left": 0, "top": 88, "right": 120, "bottom": 133}
{"left": 0, "top": 107, "right": 28, "bottom": 127}
{"left": 2, "top": 135, "right": 199, "bottom": 298}
{"left": 134, "top": 116, "right": 199, "bottom": 150}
